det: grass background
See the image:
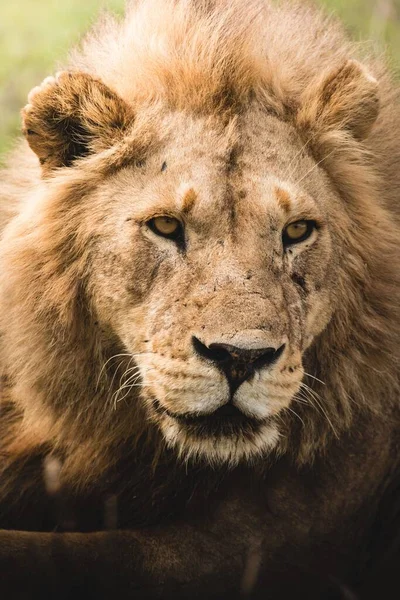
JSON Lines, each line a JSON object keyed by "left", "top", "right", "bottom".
{"left": 0, "top": 0, "right": 399, "bottom": 161}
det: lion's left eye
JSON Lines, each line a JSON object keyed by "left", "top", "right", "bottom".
{"left": 282, "top": 220, "right": 315, "bottom": 246}
{"left": 147, "top": 216, "right": 183, "bottom": 240}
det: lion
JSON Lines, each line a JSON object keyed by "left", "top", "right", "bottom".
{"left": 0, "top": 0, "right": 399, "bottom": 597}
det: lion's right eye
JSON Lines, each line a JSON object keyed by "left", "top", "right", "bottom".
{"left": 146, "top": 216, "right": 183, "bottom": 241}
{"left": 282, "top": 220, "right": 316, "bottom": 247}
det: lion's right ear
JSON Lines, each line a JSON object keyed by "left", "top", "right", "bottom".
{"left": 22, "top": 72, "right": 133, "bottom": 174}
{"left": 296, "top": 59, "right": 380, "bottom": 142}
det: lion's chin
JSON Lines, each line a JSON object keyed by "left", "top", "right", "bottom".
{"left": 152, "top": 400, "right": 280, "bottom": 467}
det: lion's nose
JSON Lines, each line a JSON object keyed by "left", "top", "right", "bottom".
{"left": 192, "top": 336, "right": 285, "bottom": 394}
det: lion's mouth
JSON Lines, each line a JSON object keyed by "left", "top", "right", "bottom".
{"left": 153, "top": 400, "right": 269, "bottom": 437}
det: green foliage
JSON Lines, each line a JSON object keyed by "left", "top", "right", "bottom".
{"left": 0, "top": 0, "right": 399, "bottom": 160}
{"left": 321, "top": 0, "right": 400, "bottom": 69}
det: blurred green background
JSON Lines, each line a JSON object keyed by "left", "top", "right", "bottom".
{"left": 0, "top": 0, "right": 399, "bottom": 161}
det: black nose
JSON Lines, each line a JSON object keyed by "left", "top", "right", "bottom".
{"left": 192, "top": 336, "right": 285, "bottom": 395}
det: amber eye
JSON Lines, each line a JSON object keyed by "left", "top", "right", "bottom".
{"left": 282, "top": 220, "right": 315, "bottom": 246}
{"left": 147, "top": 216, "right": 183, "bottom": 240}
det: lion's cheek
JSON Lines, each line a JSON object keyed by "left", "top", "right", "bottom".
{"left": 303, "top": 290, "right": 334, "bottom": 347}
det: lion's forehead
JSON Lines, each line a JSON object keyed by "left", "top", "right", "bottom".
{"left": 99, "top": 106, "right": 329, "bottom": 238}
{"left": 158, "top": 108, "right": 315, "bottom": 182}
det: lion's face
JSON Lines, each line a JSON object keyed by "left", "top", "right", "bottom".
{"left": 1, "top": 3, "right": 385, "bottom": 475}
{"left": 87, "top": 107, "right": 342, "bottom": 465}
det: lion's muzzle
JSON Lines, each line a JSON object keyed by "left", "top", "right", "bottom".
{"left": 192, "top": 336, "right": 286, "bottom": 396}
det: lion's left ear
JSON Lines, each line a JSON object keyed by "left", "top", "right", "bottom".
{"left": 22, "top": 71, "right": 134, "bottom": 174}
{"left": 296, "top": 59, "right": 380, "bottom": 141}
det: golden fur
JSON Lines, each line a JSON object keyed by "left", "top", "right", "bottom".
{"left": 0, "top": 0, "right": 399, "bottom": 490}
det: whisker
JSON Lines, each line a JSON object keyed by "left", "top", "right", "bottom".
{"left": 114, "top": 384, "right": 145, "bottom": 406}
{"left": 300, "top": 383, "right": 339, "bottom": 439}
{"left": 122, "top": 370, "right": 142, "bottom": 386}
{"left": 118, "top": 357, "right": 136, "bottom": 387}
{"left": 283, "top": 134, "right": 313, "bottom": 180}
{"left": 112, "top": 383, "right": 162, "bottom": 409}
{"left": 96, "top": 351, "right": 156, "bottom": 391}
{"left": 113, "top": 377, "right": 141, "bottom": 405}
{"left": 112, "top": 366, "right": 159, "bottom": 408}
{"left": 295, "top": 390, "right": 330, "bottom": 423}
{"left": 96, "top": 353, "right": 132, "bottom": 390}
{"left": 300, "top": 382, "right": 324, "bottom": 401}
{"left": 292, "top": 395, "right": 310, "bottom": 406}
{"left": 286, "top": 406, "right": 306, "bottom": 427}
{"left": 294, "top": 148, "right": 337, "bottom": 187}
{"left": 303, "top": 371, "right": 326, "bottom": 386}
{"left": 109, "top": 359, "right": 132, "bottom": 398}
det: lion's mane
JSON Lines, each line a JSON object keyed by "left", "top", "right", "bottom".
{"left": 0, "top": 0, "right": 399, "bottom": 496}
